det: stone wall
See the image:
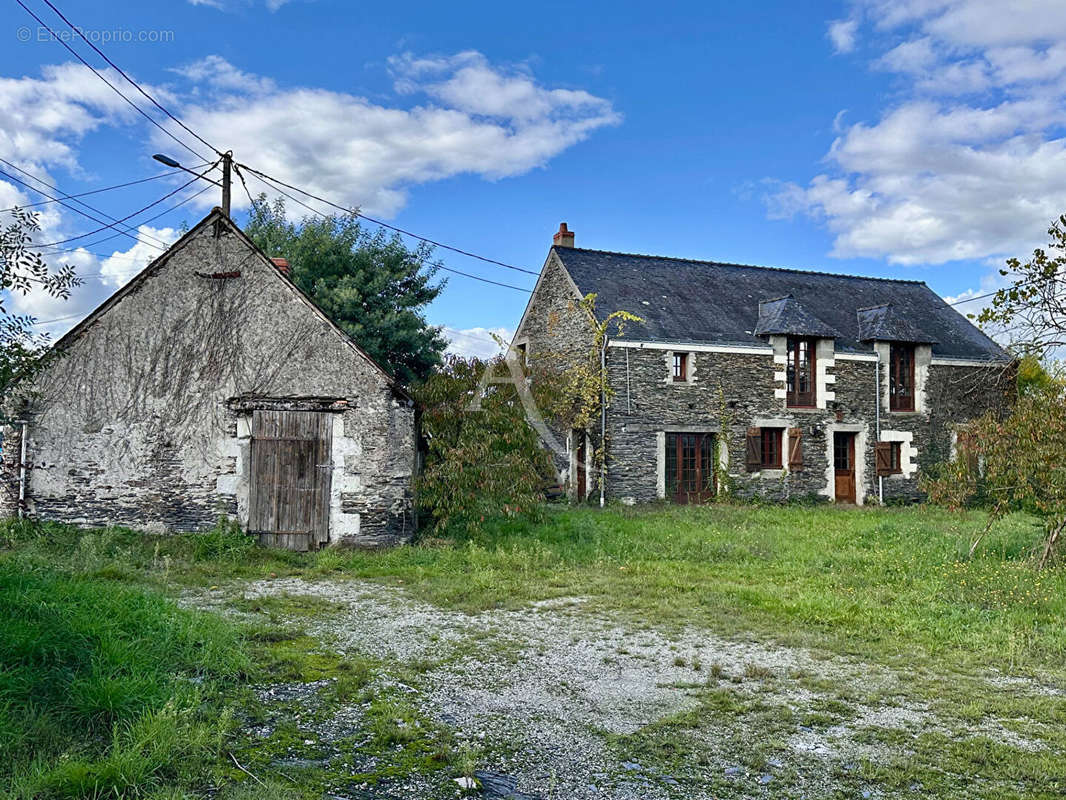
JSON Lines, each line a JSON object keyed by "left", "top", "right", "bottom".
{"left": 5, "top": 213, "right": 416, "bottom": 545}
{"left": 603, "top": 342, "right": 1013, "bottom": 505}
{"left": 513, "top": 250, "right": 598, "bottom": 487}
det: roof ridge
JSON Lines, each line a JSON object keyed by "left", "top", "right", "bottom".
{"left": 555, "top": 245, "right": 928, "bottom": 285}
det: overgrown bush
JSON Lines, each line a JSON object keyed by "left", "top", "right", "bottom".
{"left": 922, "top": 380, "right": 1066, "bottom": 566}
{"left": 414, "top": 355, "right": 555, "bottom": 536}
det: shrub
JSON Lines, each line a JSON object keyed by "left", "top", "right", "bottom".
{"left": 414, "top": 355, "right": 555, "bottom": 536}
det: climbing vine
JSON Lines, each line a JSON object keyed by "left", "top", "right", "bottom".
{"left": 540, "top": 293, "right": 643, "bottom": 499}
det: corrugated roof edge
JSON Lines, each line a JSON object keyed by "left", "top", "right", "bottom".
{"left": 553, "top": 245, "right": 928, "bottom": 285}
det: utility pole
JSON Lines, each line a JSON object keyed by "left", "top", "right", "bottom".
{"left": 221, "top": 151, "right": 232, "bottom": 216}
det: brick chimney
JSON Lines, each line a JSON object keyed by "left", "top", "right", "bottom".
{"left": 553, "top": 222, "right": 575, "bottom": 248}
{"left": 271, "top": 257, "right": 291, "bottom": 278}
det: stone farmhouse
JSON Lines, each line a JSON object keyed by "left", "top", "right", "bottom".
{"left": 2, "top": 209, "right": 417, "bottom": 549}
{"left": 513, "top": 224, "right": 1014, "bottom": 506}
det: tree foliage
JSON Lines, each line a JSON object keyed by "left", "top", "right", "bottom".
{"left": 978, "top": 215, "right": 1066, "bottom": 358}
{"left": 414, "top": 354, "right": 555, "bottom": 536}
{"left": 244, "top": 195, "right": 446, "bottom": 384}
{"left": 922, "top": 377, "right": 1066, "bottom": 568}
{"left": 0, "top": 209, "right": 79, "bottom": 407}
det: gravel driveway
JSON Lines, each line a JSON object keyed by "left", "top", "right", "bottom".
{"left": 187, "top": 577, "right": 1055, "bottom": 799}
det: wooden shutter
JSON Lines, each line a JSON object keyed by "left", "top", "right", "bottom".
{"left": 787, "top": 428, "right": 803, "bottom": 471}
{"left": 745, "top": 427, "right": 762, "bottom": 472}
{"left": 874, "top": 441, "right": 892, "bottom": 476}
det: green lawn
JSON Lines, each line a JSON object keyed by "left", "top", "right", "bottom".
{"left": 5, "top": 505, "right": 1063, "bottom": 673}
{"left": 3, "top": 505, "right": 1065, "bottom": 799}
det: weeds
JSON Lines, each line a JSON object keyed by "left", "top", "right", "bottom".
{"left": 0, "top": 559, "right": 247, "bottom": 797}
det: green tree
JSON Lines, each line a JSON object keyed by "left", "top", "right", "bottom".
{"left": 244, "top": 195, "right": 446, "bottom": 384}
{"left": 0, "top": 208, "right": 79, "bottom": 404}
{"left": 978, "top": 214, "right": 1066, "bottom": 359}
{"left": 414, "top": 354, "right": 555, "bottom": 536}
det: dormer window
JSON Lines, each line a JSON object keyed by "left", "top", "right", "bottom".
{"left": 889, "top": 343, "right": 915, "bottom": 411}
{"left": 673, "top": 352, "right": 688, "bottom": 382}
{"left": 785, "top": 337, "right": 816, "bottom": 407}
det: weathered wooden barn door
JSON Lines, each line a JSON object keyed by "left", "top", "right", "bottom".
{"left": 248, "top": 410, "right": 333, "bottom": 550}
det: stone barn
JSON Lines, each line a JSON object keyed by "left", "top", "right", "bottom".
{"left": 3, "top": 208, "right": 417, "bottom": 548}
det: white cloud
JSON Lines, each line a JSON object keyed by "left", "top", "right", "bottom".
{"left": 0, "top": 52, "right": 613, "bottom": 341}
{"left": 187, "top": 0, "right": 297, "bottom": 10}
{"left": 873, "top": 0, "right": 1066, "bottom": 48}
{"left": 169, "top": 53, "right": 620, "bottom": 216}
{"left": 828, "top": 19, "right": 859, "bottom": 54}
{"left": 0, "top": 63, "right": 138, "bottom": 170}
{"left": 442, "top": 326, "right": 510, "bottom": 360}
{"left": 8, "top": 224, "right": 179, "bottom": 339}
{"left": 171, "top": 56, "right": 276, "bottom": 95}
{"left": 771, "top": 2, "right": 1066, "bottom": 266}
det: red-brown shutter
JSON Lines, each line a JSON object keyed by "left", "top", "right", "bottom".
{"left": 745, "top": 427, "right": 762, "bottom": 472}
{"left": 874, "top": 441, "right": 892, "bottom": 476}
{"left": 788, "top": 428, "right": 803, "bottom": 471}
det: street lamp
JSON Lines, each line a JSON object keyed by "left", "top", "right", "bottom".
{"left": 152, "top": 152, "right": 231, "bottom": 215}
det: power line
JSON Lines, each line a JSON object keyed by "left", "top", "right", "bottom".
{"left": 38, "top": 0, "right": 221, "bottom": 158}
{"left": 33, "top": 165, "right": 215, "bottom": 249}
{"left": 38, "top": 182, "right": 214, "bottom": 260}
{"left": 232, "top": 163, "right": 257, "bottom": 211}
{"left": 13, "top": 0, "right": 210, "bottom": 163}
{"left": 236, "top": 162, "right": 540, "bottom": 277}
{"left": 241, "top": 169, "right": 532, "bottom": 293}
{"left": 26, "top": 310, "right": 85, "bottom": 326}
{"left": 0, "top": 159, "right": 174, "bottom": 251}
{"left": 0, "top": 163, "right": 210, "bottom": 215}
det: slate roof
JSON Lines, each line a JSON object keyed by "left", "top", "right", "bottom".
{"left": 754, "top": 296, "right": 841, "bottom": 338}
{"left": 856, "top": 304, "right": 936, "bottom": 344}
{"left": 553, "top": 247, "right": 1009, "bottom": 361}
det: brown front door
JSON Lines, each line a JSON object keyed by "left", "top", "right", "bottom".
{"left": 833, "top": 431, "right": 857, "bottom": 504}
{"left": 667, "top": 432, "right": 717, "bottom": 504}
{"left": 249, "top": 410, "right": 333, "bottom": 550}
{"left": 574, "top": 430, "right": 587, "bottom": 502}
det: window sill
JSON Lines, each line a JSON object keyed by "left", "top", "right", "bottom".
{"left": 756, "top": 467, "right": 785, "bottom": 477}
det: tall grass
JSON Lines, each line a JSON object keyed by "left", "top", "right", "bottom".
{"left": 0, "top": 558, "right": 247, "bottom": 798}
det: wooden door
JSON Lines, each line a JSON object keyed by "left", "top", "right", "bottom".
{"left": 249, "top": 410, "right": 333, "bottom": 550}
{"left": 833, "top": 431, "right": 856, "bottom": 504}
{"left": 667, "top": 432, "right": 716, "bottom": 504}
{"left": 574, "top": 430, "right": 587, "bottom": 502}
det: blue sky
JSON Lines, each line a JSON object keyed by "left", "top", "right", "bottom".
{"left": 4, "top": 0, "right": 1066, "bottom": 357}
